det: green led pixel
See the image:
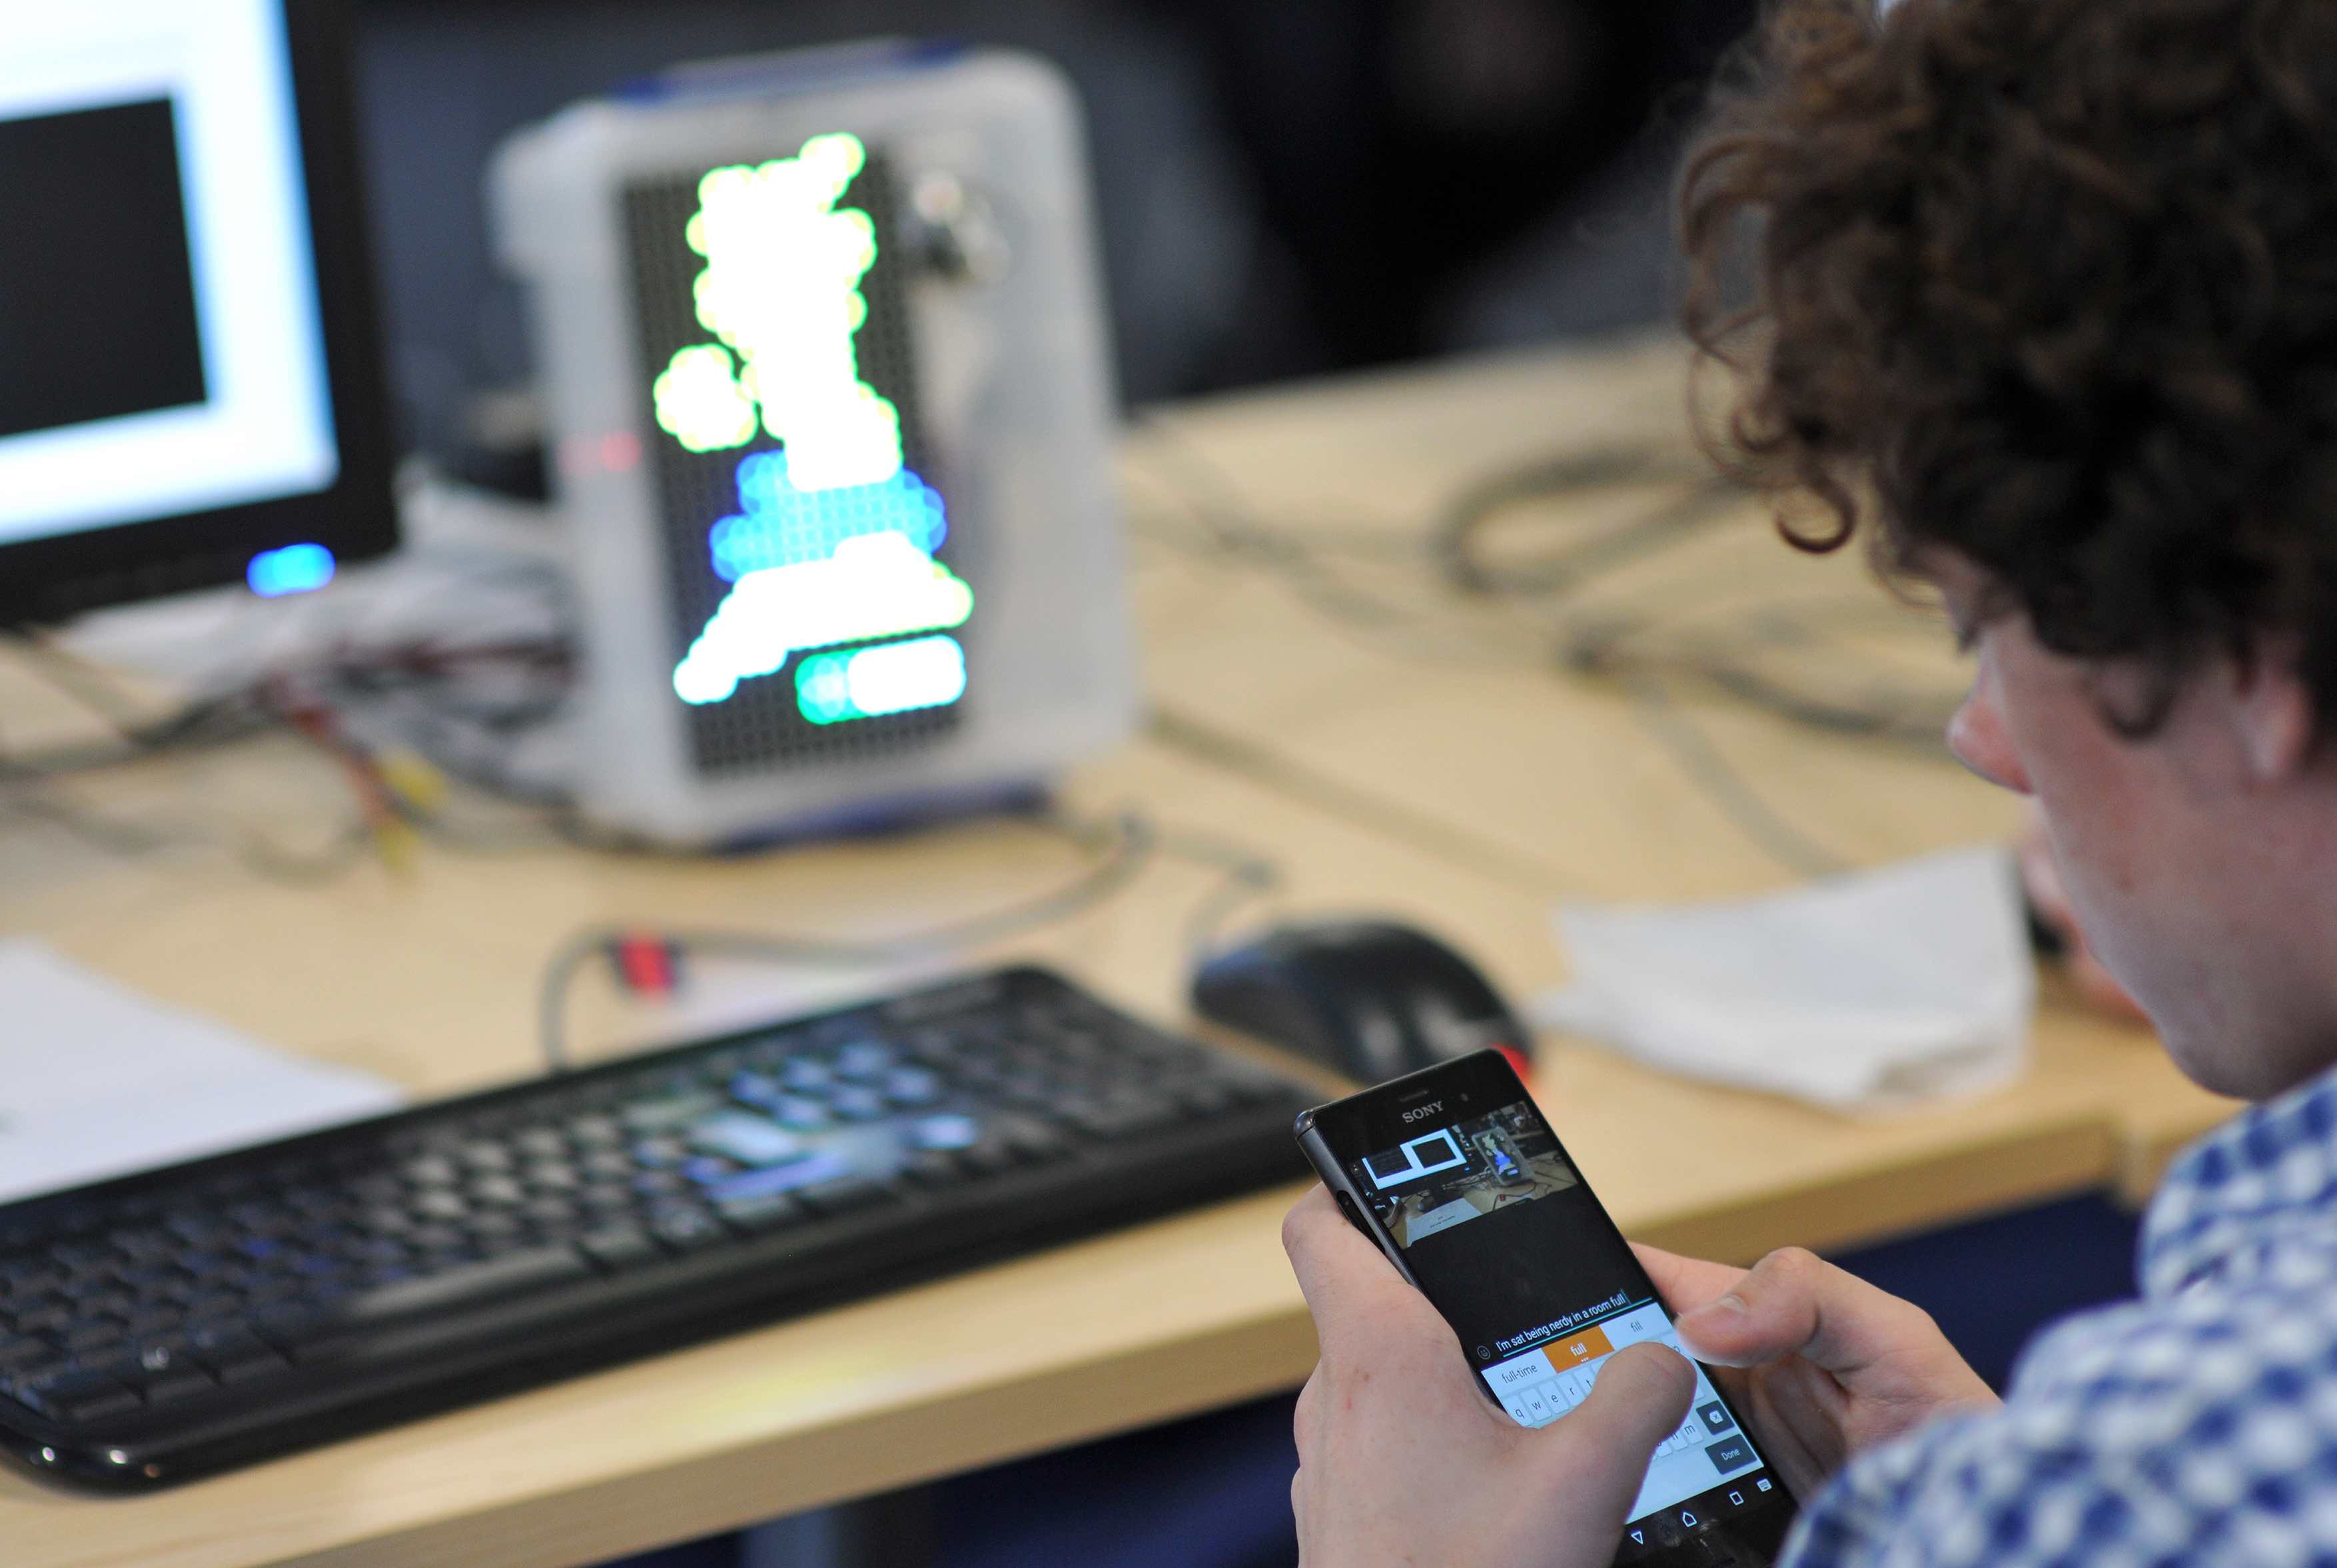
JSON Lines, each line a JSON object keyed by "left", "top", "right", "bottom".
{"left": 795, "top": 635, "right": 968, "bottom": 725}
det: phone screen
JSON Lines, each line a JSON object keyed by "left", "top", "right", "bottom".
{"left": 1300, "top": 1053, "right": 1795, "bottom": 1565}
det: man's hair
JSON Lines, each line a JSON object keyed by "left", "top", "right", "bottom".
{"left": 1681, "top": 0, "right": 2337, "bottom": 727}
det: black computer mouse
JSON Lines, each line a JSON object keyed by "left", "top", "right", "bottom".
{"left": 1190, "top": 919, "right": 1536, "bottom": 1084}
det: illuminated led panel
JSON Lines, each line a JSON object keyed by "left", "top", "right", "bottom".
{"left": 795, "top": 635, "right": 968, "bottom": 725}
{"left": 647, "top": 131, "right": 975, "bottom": 721}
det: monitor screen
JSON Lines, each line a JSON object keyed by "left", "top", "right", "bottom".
{"left": 0, "top": 0, "right": 391, "bottom": 623}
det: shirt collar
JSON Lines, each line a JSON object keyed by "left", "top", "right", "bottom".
{"left": 2139, "top": 1060, "right": 2337, "bottom": 1297}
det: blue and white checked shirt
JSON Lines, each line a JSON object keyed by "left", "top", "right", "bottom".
{"left": 1786, "top": 1066, "right": 2337, "bottom": 1568}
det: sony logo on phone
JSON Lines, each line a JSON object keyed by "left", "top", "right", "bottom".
{"left": 1400, "top": 1101, "right": 1444, "bottom": 1122}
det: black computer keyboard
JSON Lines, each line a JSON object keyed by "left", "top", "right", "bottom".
{"left": 0, "top": 966, "right": 1318, "bottom": 1489}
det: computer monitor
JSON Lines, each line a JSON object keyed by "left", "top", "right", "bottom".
{"left": 0, "top": 0, "right": 395, "bottom": 626}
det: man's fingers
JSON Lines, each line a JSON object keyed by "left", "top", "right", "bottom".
{"left": 1673, "top": 1246, "right": 1930, "bottom": 1372}
{"left": 1281, "top": 1186, "right": 1424, "bottom": 1356}
{"left": 1535, "top": 1342, "right": 1697, "bottom": 1511}
{"left": 1632, "top": 1243, "right": 1746, "bottom": 1318}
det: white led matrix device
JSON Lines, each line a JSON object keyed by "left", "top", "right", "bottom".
{"left": 492, "top": 45, "right": 1135, "bottom": 845}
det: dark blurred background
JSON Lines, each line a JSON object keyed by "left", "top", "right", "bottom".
{"left": 350, "top": 0, "right": 1757, "bottom": 473}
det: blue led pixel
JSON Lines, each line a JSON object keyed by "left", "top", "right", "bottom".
{"left": 247, "top": 543, "right": 336, "bottom": 597}
{"left": 711, "top": 455, "right": 947, "bottom": 582}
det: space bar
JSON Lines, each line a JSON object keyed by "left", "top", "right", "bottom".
{"left": 264, "top": 1248, "right": 594, "bottom": 1357}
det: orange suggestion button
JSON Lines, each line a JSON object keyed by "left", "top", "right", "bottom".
{"left": 1550, "top": 1324, "right": 1614, "bottom": 1364}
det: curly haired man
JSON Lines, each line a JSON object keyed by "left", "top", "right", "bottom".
{"left": 1282, "top": 1, "right": 2337, "bottom": 1563}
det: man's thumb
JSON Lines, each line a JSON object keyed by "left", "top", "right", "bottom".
{"left": 1534, "top": 1343, "right": 1696, "bottom": 1516}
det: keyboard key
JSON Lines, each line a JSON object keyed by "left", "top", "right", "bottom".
{"left": 321, "top": 1248, "right": 592, "bottom": 1328}
{"left": 622, "top": 1094, "right": 723, "bottom": 1134}
{"left": 1065, "top": 1097, "right": 1182, "bottom": 1140}
{"left": 402, "top": 1156, "right": 459, "bottom": 1188}
{"left": 767, "top": 1096, "right": 831, "bottom": 1130}
{"left": 712, "top": 1194, "right": 803, "bottom": 1235}
{"left": 63, "top": 1319, "right": 127, "bottom": 1352}
{"left": 795, "top": 1179, "right": 895, "bottom": 1218}
{"left": 109, "top": 1228, "right": 176, "bottom": 1263}
{"left": 122, "top": 1306, "right": 185, "bottom": 1338}
{"left": 522, "top": 1198, "right": 580, "bottom": 1228}
{"left": 883, "top": 1068, "right": 942, "bottom": 1106}
{"left": 999, "top": 1120, "right": 1072, "bottom": 1162}
{"left": 1178, "top": 1084, "right": 1235, "bottom": 1117}
{"left": 632, "top": 1137, "right": 688, "bottom": 1170}
{"left": 689, "top": 1113, "right": 801, "bottom": 1168}
{"left": 912, "top": 1114, "right": 983, "bottom": 1151}
{"left": 957, "top": 1144, "right": 1018, "bottom": 1178}
{"left": 900, "top": 1153, "right": 967, "bottom": 1187}
{"left": 13, "top": 1368, "right": 140, "bottom": 1423}
{"left": 139, "top": 1369, "right": 217, "bottom": 1407}
{"left": 837, "top": 1040, "right": 894, "bottom": 1079}
{"left": 180, "top": 1292, "right": 244, "bottom": 1322}
{"left": 570, "top": 1116, "right": 624, "bottom": 1148}
{"left": 647, "top": 1208, "right": 725, "bottom": 1253}
{"left": 12, "top": 1306, "right": 69, "bottom": 1338}
{"left": 581, "top": 1150, "right": 635, "bottom": 1180}
{"left": 1706, "top": 1435, "right": 1756, "bottom": 1474}
{"left": 1213, "top": 1068, "right": 1289, "bottom": 1105}
{"left": 0, "top": 1336, "right": 54, "bottom": 1371}
{"left": 830, "top": 1088, "right": 887, "bottom": 1122}
{"left": 187, "top": 1326, "right": 284, "bottom": 1380}
{"left": 578, "top": 1226, "right": 659, "bottom": 1272}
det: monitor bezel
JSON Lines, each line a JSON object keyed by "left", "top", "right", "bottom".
{"left": 0, "top": 0, "right": 398, "bottom": 628}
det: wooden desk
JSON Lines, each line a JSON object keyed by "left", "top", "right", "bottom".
{"left": 1, "top": 338, "right": 2235, "bottom": 1567}
{"left": 1123, "top": 334, "right": 2237, "bottom": 1195}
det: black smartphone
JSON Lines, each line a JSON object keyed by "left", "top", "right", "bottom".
{"left": 1293, "top": 1049, "right": 1797, "bottom": 1567}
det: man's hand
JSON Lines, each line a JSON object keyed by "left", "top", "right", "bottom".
{"left": 1635, "top": 1244, "right": 2001, "bottom": 1499}
{"left": 1284, "top": 1187, "right": 1695, "bottom": 1568}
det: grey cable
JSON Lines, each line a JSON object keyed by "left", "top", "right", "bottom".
{"left": 1625, "top": 675, "right": 1850, "bottom": 879}
{"left": 536, "top": 812, "right": 1162, "bottom": 1072}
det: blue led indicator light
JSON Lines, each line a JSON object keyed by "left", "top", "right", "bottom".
{"left": 247, "top": 543, "right": 337, "bottom": 597}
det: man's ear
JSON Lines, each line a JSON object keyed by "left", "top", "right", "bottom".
{"left": 2229, "top": 635, "right": 2316, "bottom": 783}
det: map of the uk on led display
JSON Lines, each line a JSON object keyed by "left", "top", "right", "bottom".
{"left": 652, "top": 133, "right": 969, "bottom": 725}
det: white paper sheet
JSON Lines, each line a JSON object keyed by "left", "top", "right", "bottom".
{"left": 1534, "top": 846, "right": 2035, "bottom": 1112}
{"left": 0, "top": 940, "right": 404, "bottom": 1203}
